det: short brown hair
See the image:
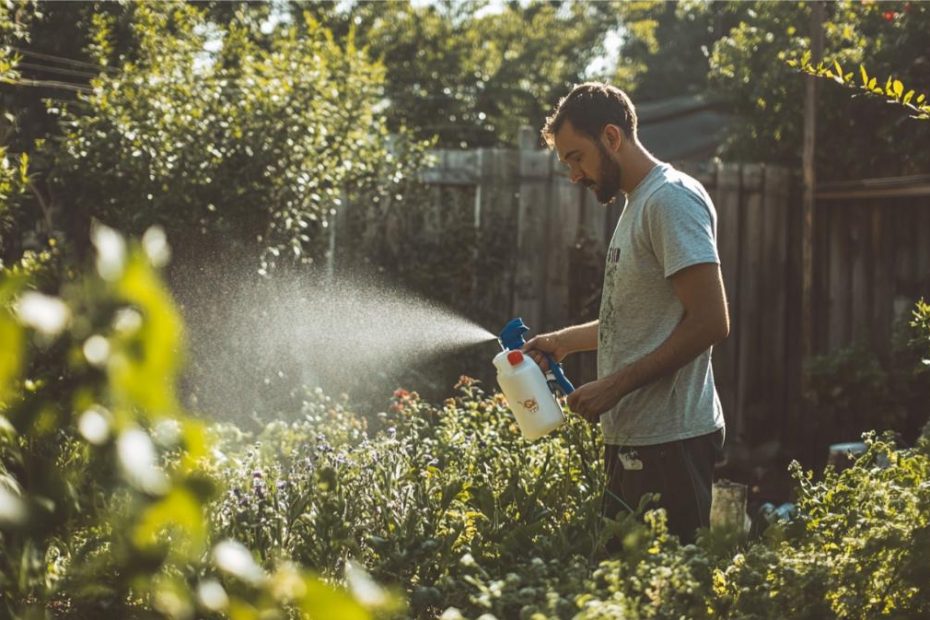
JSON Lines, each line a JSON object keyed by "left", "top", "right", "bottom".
{"left": 541, "top": 82, "right": 638, "bottom": 148}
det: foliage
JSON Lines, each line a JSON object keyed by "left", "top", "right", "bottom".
{"left": 609, "top": 0, "right": 737, "bottom": 101}
{"left": 49, "top": 2, "right": 426, "bottom": 272}
{"left": 0, "top": 227, "right": 389, "bottom": 619}
{"left": 3, "top": 226, "right": 930, "bottom": 618}
{"left": 803, "top": 304, "right": 930, "bottom": 454}
{"left": 707, "top": 0, "right": 930, "bottom": 179}
{"left": 207, "top": 378, "right": 605, "bottom": 618}
{"left": 0, "top": 0, "right": 37, "bottom": 262}
{"left": 0, "top": 144, "right": 30, "bottom": 260}
{"left": 303, "top": 0, "right": 618, "bottom": 148}
{"left": 789, "top": 54, "right": 930, "bottom": 120}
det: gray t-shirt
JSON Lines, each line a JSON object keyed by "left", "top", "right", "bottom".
{"left": 597, "top": 162, "right": 725, "bottom": 446}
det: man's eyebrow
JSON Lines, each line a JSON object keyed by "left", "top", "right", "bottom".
{"left": 559, "top": 149, "right": 580, "bottom": 164}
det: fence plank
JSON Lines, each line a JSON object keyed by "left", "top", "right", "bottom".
{"left": 850, "top": 203, "right": 870, "bottom": 344}
{"left": 827, "top": 204, "right": 850, "bottom": 350}
{"left": 872, "top": 205, "right": 892, "bottom": 352}
{"left": 513, "top": 150, "right": 553, "bottom": 331}
{"left": 737, "top": 164, "right": 764, "bottom": 435}
{"left": 713, "top": 162, "right": 742, "bottom": 439}
{"left": 763, "top": 165, "right": 790, "bottom": 424}
{"left": 918, "top": 203, "right": 930, "bottom": 287}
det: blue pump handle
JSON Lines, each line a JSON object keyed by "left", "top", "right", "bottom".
{"left": 498, "top": 317, "right": 575, "bottom": 395}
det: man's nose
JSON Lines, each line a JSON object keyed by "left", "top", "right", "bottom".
{"left": 569, "top": 168, "right": 584, "bottom": 184}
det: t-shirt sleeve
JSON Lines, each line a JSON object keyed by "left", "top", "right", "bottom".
{"left": 644, "top": 184, "right": 720, "bottom": 278}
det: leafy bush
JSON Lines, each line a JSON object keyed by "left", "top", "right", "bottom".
{"left": 0, "top": 227, "right": 391, "bottom": 619}
{"left": 4, "top": 226, "right": 930, "bottom": 618}
{"left": 206, "top": 380, "right": 605, "bottom": 618}
{"left": 50, "top": 3, "right": 426, "bottom": 272}
{"left": 804, "top": 302, "right": 930, "bottom": 453}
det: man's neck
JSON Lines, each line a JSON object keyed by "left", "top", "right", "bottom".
{"left": 618, "top": 145, "right": 662, "bottom": 196}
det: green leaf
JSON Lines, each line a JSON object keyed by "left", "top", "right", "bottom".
{"left": 917, "top": 93, "right": 926, "bottom": 105}
{"left": 860, "top": 64, "right": 869, "bottom": 87}
{"left": 0, "top": 315, "right": 22, "bottom": 407}
{"left": 18, "top": 152, "right": 28, "bottom": 184}
{"left": 300, "top": 578, "right": 370, "bottom": 620}
{"left": 0, "top": 277, "right": 24, "bottom": 407}
{"left": 868, "top": 77, "right": 877, "bottom": 89}
{"left": 903, "top": 90, "right": 915, "bottom": 106}
{"left": 893, "top": 80, "right": 904, "bottom": 98}
{"left": 133, "top": 487, "right": 206, "bottom": 559}
{"left": 833, "top": 60, "right": 844, "bottom": 82}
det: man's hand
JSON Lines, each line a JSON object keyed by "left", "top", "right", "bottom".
{"left": 566, "top": 376, "right": 621, "bottom": 423}
{"left": 522, "top": 332, "right": 569, "bottom": 372}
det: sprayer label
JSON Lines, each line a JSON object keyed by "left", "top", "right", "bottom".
{"left": 618, "top": 448, "right": 644, "bottom": 471}
{"left": 520, "top": 398, "right": 540, "bottom": 414}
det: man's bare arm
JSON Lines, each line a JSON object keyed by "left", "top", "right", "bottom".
{"left": 523, "top": 320, "right": 598, "bottom": 370}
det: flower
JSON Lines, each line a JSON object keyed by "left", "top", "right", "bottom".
{"left": 454, "top": 375, "right": 477, "bottom": 389}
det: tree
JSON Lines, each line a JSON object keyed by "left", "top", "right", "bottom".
{"left": 609, "top": 0, "right": 739, "bottom": 101}
{"left": 48, "top": 2, "right": 425, "bottom": 271}
{"left": 707, "top": 0, "right": 930, "bottom": 179}
{"left": 303, "top": 0, "right": 619, "bottom": 148}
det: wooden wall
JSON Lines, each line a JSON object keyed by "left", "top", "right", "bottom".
{"left": 345, "top": 145, "right": 930, "bottom": 447}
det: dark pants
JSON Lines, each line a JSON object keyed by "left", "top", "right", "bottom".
{"left": 602, "top": 429, "right": 723, "bottom": 545}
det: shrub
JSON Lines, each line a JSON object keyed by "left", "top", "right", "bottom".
{"left": 0, "top": 227, "right": 391, "bottom": 618}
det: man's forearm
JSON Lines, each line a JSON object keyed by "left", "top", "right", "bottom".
{"left": 556, "top": 320, "right": 599, "bottom": 354}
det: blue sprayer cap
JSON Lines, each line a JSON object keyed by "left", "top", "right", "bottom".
{"left": 497, "top": 317, "right": 574, "bottom": 395}
{"left": 498, "top": 317, "right": 530, "bottom": 351}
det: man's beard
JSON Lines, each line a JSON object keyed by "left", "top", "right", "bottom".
{"left": 589, "top": 141, "right": 621, "bottom": 205}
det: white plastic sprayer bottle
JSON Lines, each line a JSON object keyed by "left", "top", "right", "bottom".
{"left": 493, "top": 349, "right": 565, "bottom": 440}
{"left": 494, "top": 317, "right": 573, "bottom": 440}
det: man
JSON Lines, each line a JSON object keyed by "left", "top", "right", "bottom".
{"left": 523, "top": 82, "right": 729, "bottom": 544}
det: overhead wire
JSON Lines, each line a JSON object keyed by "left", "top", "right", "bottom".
{"left": 8, "top": 45, "right": 118, "bottom": 74}
{"left": 17, "top": 61, "right": 100, "bottom": 80}
{"left": 2, "top": 77, "right": 93, "bottom": 94}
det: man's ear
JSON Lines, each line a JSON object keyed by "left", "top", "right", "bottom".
{"left": 602, "top": 124, "right": 624, "bottom": 152}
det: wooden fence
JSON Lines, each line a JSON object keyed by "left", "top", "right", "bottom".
{"left": 813, "top": 178, "right": 930, "bottom": 357}
{"left": 343, "top": 142, "right": 930, "bottom": 449}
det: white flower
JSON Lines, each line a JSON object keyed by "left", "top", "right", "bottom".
{"left": 92, "top": 222, "right": 126, "bottom": 281}
{"left": 143, "top": 225, "right": 171, "bottom": 267}
{"left": 15, "top": 292, "right": 70, "bottom": 336}
{"left": 78, "top": 406, "right": 111, "bottom": 445}
{"left": 212, "top": 539, "right": 265, "bottom": 585}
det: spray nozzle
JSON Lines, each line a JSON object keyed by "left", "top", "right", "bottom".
{"left": 498, "top": 317, "right": 529, "bottom": 351}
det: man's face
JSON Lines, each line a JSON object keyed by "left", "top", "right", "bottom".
{"left": 554, "top": 120, "right": 622, "bottom": 205}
